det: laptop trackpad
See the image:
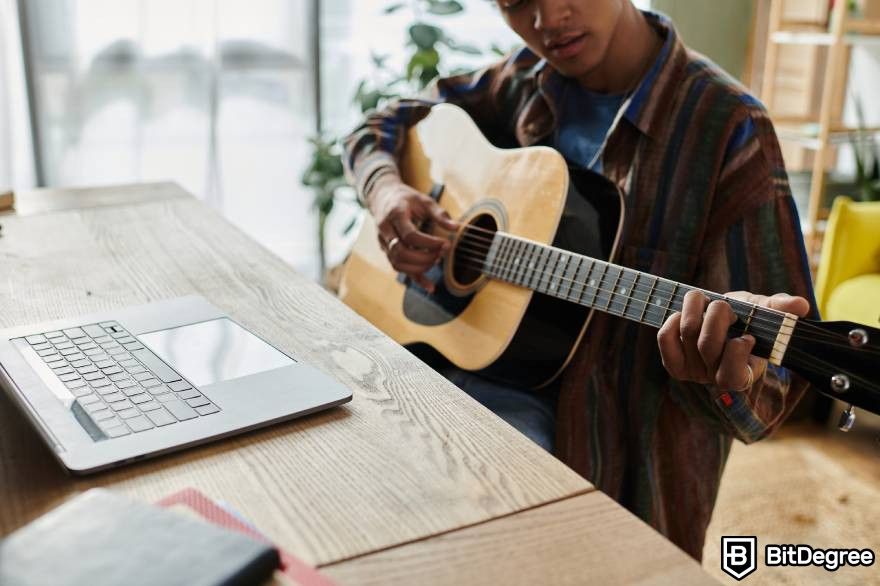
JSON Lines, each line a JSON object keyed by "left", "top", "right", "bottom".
{"left": 139, "top": 318, "right": 294, "bottom": 387}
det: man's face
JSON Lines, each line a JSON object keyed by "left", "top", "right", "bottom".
{"left": 496, "top": 0, "right": 625, "bottom": 80}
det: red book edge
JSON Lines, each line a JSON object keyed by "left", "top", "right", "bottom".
{"left": 157, "top": 487, "right": 336, "bottom": 586}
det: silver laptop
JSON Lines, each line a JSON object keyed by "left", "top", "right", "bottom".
{"left": 0, "top": 295, "right": 352, "bottom": 474}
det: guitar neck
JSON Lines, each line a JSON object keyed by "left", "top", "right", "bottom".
{"left": 483, "top": 232, "right": 794, "bottom": 364}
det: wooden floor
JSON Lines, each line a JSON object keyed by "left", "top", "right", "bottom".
{"left": 703, "top": 418, "right": 880, "bottom": 585}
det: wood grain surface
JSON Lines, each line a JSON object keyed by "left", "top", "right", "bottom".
{"left": 322, "top": 491, "right": 717, "bottom": 586}
{"left": 0, "top": 183, "right": 591, "bottom": 567}
{"left": 0, "top": 181, "right": 187, "bottom": 217}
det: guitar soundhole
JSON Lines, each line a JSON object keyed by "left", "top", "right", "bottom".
{"left": 452, "top": 213, "right": 497, "bottom": 288}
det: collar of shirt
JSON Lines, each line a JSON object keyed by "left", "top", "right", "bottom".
{"left": 526, "top": 11, "right": 684, "bottom": 144}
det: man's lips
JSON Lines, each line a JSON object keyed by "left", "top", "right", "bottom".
{"left": 546, "top": 33, "right": 587, "bottom": 60}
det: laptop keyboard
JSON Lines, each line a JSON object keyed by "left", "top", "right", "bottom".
{"left": 23, "top": 321, "right": 220, "bottom": 440}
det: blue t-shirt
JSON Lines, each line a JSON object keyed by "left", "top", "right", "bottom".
{"left": 555, "top": 82, "right": 626, "bottom": 171}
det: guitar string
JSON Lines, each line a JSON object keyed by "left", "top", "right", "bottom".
{"left": 449, "top": 241, "right": 880, "bottom": 353}
{"left": 450, "top": 246, "right": 878, "bottom": 356}
{"left": 452, "top": 228, "right": 869, "bottom": 347}
{"left": 451, "top": 237, "right": 794, "bottom": 333}
{"left": 456, "top": 230, "right": 875, "bottom": 349}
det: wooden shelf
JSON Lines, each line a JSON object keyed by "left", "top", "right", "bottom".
{"left": 771, "top": 30, "right": 880, "bottom": 45}
{"left": 775, "top": 123, "right": 880, "bottom": 149}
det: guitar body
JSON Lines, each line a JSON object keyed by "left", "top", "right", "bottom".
{"left": 340, "top": 104, "right": 624, "bottom": 389}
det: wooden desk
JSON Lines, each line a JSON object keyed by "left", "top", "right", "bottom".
{"left": 0, "top": 183, "right": 713, "bottom": 584}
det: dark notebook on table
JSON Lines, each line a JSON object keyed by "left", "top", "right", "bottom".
{"left": 0, "top": 489, "right": 280, "bottom": 586}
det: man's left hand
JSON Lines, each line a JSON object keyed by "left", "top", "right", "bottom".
{"left": 657, "top": 291, "right": 810, "bottom": 390}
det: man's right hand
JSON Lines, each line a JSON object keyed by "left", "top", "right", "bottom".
{"left": 368, "top": 173, "right": 459, "bottom": 293}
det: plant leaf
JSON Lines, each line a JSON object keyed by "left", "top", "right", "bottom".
{"left": 426, "top": 0, "right": 463, "bottom": 15}
{"left": 409, "top": 23, "right": 443, "bottom": 50}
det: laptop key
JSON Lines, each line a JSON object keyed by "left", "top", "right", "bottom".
{"left": 115, "top": 378, "right": 136, "bottom": 388}
{"left": 195, "top": 404, "right": 220, "bottom": 416}
{"left": 110, "top": 399, "right": 135, "bottom": 411}
{"left": 66, "top": 353, "right": 86, "bottom": 362}
{"left": 53, "top": 366, "right": 75, "bottom": 375}
{"left": 140, "top": 379, "right": 162, "bottom": 389}
{"left": 102, "top": 425, "right": 130, "bottom": 438}
{"left": 59, "top": 373, "right": 81, "bottom": 383}
{"left": 65, "top": 379, "right": 87, "bottom": 390}
{"left": 131, "top": 349, "right": 181, "bottom": 383}
{"left": 126, "top": 365, "right": 147, "bottom": 375}
{"left": 164, "top": 400, "right": 198, "bottom": 421}
{"left": 117, "top": 408, "right": 141, "bottom": 419}
{"left": 94, "top": 335, "right": 112, "bottom": 343}
{"left": 185, "top": 396, "right": 211, "bottom": 408}
{"left": 76, "top": 342, "right": 98, "bottom": 351}
{"left": 91, "top": 409, "right": 116, "bottom": 422}
{"left": 145, "top": 408, "right": 176, "bottom": 427}
{"left": 32, "top": 342, "right": 52, "bottom": 351}
{"left": 157, "top": 393, "right": 178, "bottom": 403}
{"left": 76, "top": 365, "right": 98, "bottom": 375}
{"left": 102, "top": 366, "right": 122, "bottom": 375}
{"left": 83, "top": 401, "right": 107, "bottom": 414}
{"left": 95, "top": 359, "right": 114, "bottom": 369}
{"left": 168, "top": 381, "right": 192, "bottom": 392}
{"left": 133, "top": 372, "right": 153, "bottom": 382}
{"left": 83, "top": 347, "right": 103, "bottom": 356}
{"left": 90, "top": 378, "right": 112, "bottom": 389}
{"left": 83, "top": 372, "right": 104, "bottom": 381}
{"left": 103, "top": 391, "right": 126, "bottom": 403}
{"left": 127, "top": 416, "right": 154, "bottom": 433}
{"left": 70, "top": 386, "right": 93, "bottom": 397}
{"left": 45, "top": 331, "right": 64, "bottom": 340}
{"left": 70, "top": 337, "right": 89, "bottom": 345}
{"left": 78, "top": 394, "right": 101, "bottom": 405}
{"left": 129, "top": 393, "right": 152, "bottom": 404}
{"left": 37, "top": 348, "right": 58, "bottom": 358}
{"left": 123, "top": 342, "right": 145, "bottom": 351}
{"left": 107, "top": 347, "right": 127, "bottom": 356}
{"left": 82, "top": 324, "right": 106, "bottom": 338}
{"left": 25, "top": 334, "right": 47, "bottom": 345}
{"left": 54, "top": 341, "right": 75, "bottom": 350}
{"left": 177, "top": 389, "right": 201, "bottom": 400}
{"left": 70, "top": 358, "right": 90, "bottom": 368}
{"left": 139, "top": 401, "right": 162, "bottom": 412}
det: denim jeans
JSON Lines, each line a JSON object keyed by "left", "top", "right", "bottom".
{"left": 437, "top": 365, "right": 558, "bottom": 453}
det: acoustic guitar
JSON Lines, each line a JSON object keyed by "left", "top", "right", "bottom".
{"left": 340, "top": 104, "right": 880, "bottom": 424}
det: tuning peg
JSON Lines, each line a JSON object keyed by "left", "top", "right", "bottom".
{"left": 838, "top": 404, "right": 856, "bottom": 432}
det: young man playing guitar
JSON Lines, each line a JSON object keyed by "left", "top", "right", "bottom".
{"left": 344, "top": 1, "right": 816, "bottom": 560}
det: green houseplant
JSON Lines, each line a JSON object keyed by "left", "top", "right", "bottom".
{"left": 301, "top": 0, "right": 489, "bottom": 281}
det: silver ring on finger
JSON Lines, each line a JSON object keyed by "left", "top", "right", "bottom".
{"left": 731, "top": 363, "right": 754, "bottom": 392}
{"left": 387, "top": 236, "right": 401, "bottom": 251}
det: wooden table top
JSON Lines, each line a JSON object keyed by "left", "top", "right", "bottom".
{"left": 0, "top": 183, "right": 713, "bottom": 584}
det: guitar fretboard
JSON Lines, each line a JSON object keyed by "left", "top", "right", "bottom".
{"left": 482, "top": 232, "right": 785, "bottom": 353}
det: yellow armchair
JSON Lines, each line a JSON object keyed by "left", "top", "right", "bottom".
{"left": 814, "top": 196, "right": 880, "bottom": 327}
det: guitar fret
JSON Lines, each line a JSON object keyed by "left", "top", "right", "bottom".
{"left": 604, "top": 267, "right": 623, "bottom": 312}
{"left": 492, "top": 238, "right": 508, "bottom": 280}
{"left": 531, "top": 247, "right": 550, "bottom": 291}
{"left": 512, "top": 240, "right": 527, "bottom": 285}
{"left": 639, "top": 276, "right": 658, "bottom": 323}
{"left": 499, "top": 238, "right": 513, "bottom": 281}
{"left": 662, "top": 282, "right": 680, "bottom": 323}
{"left": 588, "top": 263, "right": 608, "bottom": 308}
{"left": 551, "top": 252, "right": 569, "bottom": 295}
{"left": 562, "top": 255, "right": 582, "bottom": 300}
{"left": 576, "top": 260, "right": 594, "bottom": 305}
{"left": 621, "top": 271, "right": 639, "bottom": 319}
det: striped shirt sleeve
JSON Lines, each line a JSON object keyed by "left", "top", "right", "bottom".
{"left": 677, "top": 108, "right": 818, "bottom": 443}
{"left": 342, "top": 55, "right": 512, "bottom": 203}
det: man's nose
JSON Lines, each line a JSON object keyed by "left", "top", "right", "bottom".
{"left": 533, "top": 1, "right": 571, "bottom": 33}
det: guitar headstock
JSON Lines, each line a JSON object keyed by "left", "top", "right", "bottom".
{"left": 783, "top": 319, "right": 880, "bottom": 427}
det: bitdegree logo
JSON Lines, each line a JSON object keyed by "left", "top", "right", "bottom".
{"left": 766, "top": 544, "right": 875, "bottom": 572}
